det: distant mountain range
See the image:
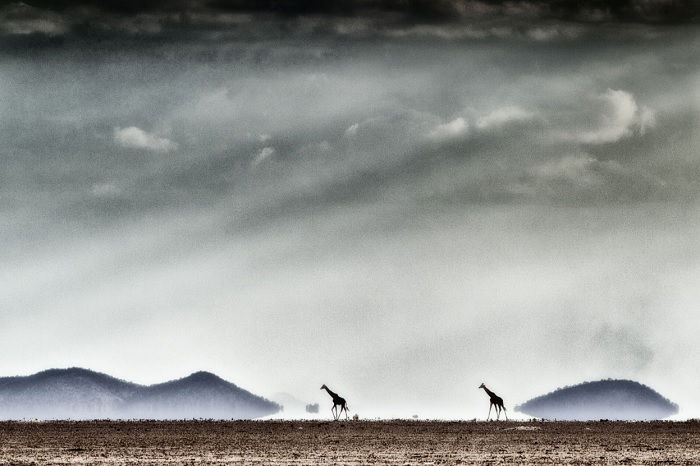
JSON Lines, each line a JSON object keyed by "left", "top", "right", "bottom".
{"left": 515, "top": 379, "right": 678, "bottom": 421}
{"left": 0, "top": 368, "right": 280, "bottom": 420}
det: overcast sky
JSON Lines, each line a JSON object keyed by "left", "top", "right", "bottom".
{"left": 1, "top": 0, "right": 700, "bottom": 419}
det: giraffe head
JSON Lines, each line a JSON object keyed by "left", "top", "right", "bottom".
{"left": 320, "top": 384, "right": 327, "bottom": 390}
{"left": 478, "top": 383, "right": 485, "bottom": 389}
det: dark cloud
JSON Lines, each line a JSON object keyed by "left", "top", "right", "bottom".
{"left": 207, "top": 0, "right": 463, "bottom": 21}
{"left": 542, "top": 0, "right": 700, "bottom": 24}
{"left": 16, "top": 0, "right": 700, "bottom": 23}
{"left": 210, "top": 0, "right": 700, "bottom": 24}
{"left": 0, "top": 0, "right": 697, "bottom": 46}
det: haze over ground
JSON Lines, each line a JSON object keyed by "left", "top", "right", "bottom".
{"left": 1, "top": 0, "right": 699, "bottom": 419}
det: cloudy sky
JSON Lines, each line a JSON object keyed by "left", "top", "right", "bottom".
{"left": 1, "top": 0, "right": 700, "bottom": 419}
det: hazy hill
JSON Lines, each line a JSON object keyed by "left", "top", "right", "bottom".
{"left": 515, "top": 379, "right": 678, "bottom": 420}
{"left": 128, "top": 371, "right": 280, "bottom": 419}
{"left": 0, "top": 368, "right": 138, "bottom": 419}
{"left": 0, "top": 368, "right": 280, "bottom": 420}
{"left": 269, "top": 392, "right": 317, "bottom": 419}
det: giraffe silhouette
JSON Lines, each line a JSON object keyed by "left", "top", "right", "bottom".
{"left": 320, "top": 384, "right": 348, "bottom": 420}
{"left": 479, "top": 383, "right": 508, "bottom": 420}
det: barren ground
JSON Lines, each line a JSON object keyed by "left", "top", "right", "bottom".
{"left": 0, "top": 420, "right": 698, "bottom": 465}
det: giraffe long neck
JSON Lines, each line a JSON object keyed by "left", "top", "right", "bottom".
{"left": 323, "top": 386, "right": 338, "bottom": 399}
{"left": 482, "top": 386, "right": 496, "bottom": 398}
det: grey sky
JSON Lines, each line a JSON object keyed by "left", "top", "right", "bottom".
{"left": 1, "top": 1, "right": 700, "bottom": 418}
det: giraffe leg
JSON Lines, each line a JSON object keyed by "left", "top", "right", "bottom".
{"left": 487, "top": 403, "right": 493, "bottom": 421}
{"left": 343, "top": 405, "right": 349, "bottom": 420}
{"left": 502, "top": 405, "right": 508, "bottom": 421}
{"left": 332, "top": 404, "right": 337, "bottom": 420}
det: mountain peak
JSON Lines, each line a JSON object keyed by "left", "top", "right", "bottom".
{"left": 185, "top": 371, "right": 221, "bottom": 381}
{"left": 36, "top": 367, "right": 100, "bottom": 377}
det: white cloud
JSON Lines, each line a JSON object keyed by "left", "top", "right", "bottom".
{"left": 524, "top": 152, "right": 666, "bottom": 203}
{"left": 429, "top": 117, "right": 469, "bottom": 140}
{"left": 573, "top": 89, "right": 654, "bottom": 144}
{"left": 344, "top": 123, "right": 359, "bottom": 137}
{"left": 252, "top": 146, "right": 275, "bottom": 166}
{"left": 476, "top": 106, "right": 537, "bottom": 130}
{"left": 0, "top": 3, "right": 67, "bottom": 35}
{"left": 526, "top": 25, "right": 582, "bottom": 42}
{"left": 638, "top": 106, "right": 657, "bottom": 135}
{"left": 113, "top": 127, "right": 178, "bottom": 152}
{"left": 534, "top": 153, "right": 615, "bottom": 188}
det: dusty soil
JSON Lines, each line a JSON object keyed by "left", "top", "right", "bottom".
{"left": 0, "top": 420, "right": 698, "bottom": 465}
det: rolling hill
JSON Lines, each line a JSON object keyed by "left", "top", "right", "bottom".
{"left": 0, "top": 368, "right": 280, "bottom": 420}
{"left": 515, "top": 379, "right": 678, "bottom": 420}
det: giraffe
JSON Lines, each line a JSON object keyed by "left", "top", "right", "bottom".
{"left": 320, "top": 384, "right": 349, "bottom": 420}
{"left": 479, "top": 383, "right": 508, "bottom": 420}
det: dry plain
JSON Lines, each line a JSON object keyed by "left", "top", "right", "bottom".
{"left": 0, "top": 420, "right": 698, "bottom": 465}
